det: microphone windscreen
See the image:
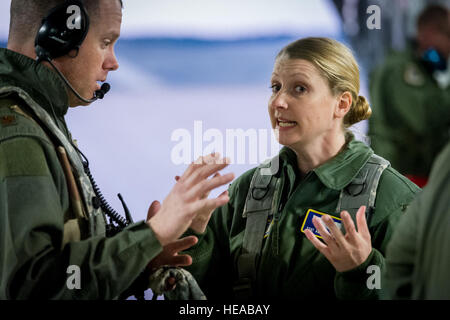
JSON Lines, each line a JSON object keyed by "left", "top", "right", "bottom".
{"left": 101, "top": 83, "right": 111, "bottom": 94}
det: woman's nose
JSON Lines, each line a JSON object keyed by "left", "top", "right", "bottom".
{"left": 270, "top": 92, "right": 288, "bottom": 110}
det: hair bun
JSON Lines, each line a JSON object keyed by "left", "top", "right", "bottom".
{"left": 345, "top": 95, "right": 372, "bottom": 127}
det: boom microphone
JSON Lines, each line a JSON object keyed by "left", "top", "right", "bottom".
{"left": 95, "top": 83, "right": 110, "bottom": 100}
{"left": 41, "top": 57, "right": 111, "bottom": 103}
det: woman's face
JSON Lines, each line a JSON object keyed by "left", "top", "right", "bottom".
{"left": 268, "top": 57, "right": 341, "bottom": 149}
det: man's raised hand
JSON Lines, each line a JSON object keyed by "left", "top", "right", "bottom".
{"left": 147, "top": 153, "right": 234, "bottom": 246}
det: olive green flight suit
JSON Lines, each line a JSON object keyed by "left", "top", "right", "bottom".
{"left": 182, "top": 136, "right": 420, "bottom": 300}
{"left": 0, "top": 48, "right": 162, "bottom": 299}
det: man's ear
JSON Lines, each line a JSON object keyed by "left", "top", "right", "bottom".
{"left": 335, "top": 91, "right": 352, "bottom": 119}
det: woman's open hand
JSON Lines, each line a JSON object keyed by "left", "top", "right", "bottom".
{"left": 305, "top": 206, "right": 372, "bottom": 272}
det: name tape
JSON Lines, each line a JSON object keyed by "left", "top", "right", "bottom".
{"left": 301, "top": 209, "right": 342, "bottom": 239}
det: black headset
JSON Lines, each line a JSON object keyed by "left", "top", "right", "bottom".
{"left": 34, "top": 0, "right": 110, "bottom": 102}
{"left": 35, "top": 0, "right": 89, "bottom": 61}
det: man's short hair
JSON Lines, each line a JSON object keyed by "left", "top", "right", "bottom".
{"left": 417, "top": 4, "right": 450, "bottom": 36}
{"left": 8, "top": 0, "right": 123, "bottom": 44}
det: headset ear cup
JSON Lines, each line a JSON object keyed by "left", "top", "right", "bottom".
{"left": 35, "top": 0, "right": 90, "bottom": 60}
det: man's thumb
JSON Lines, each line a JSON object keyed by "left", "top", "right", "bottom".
{"left": 147, "top": 200, "right": 161, "bottom": 220}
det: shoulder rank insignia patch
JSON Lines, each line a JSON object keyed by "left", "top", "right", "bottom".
{"left": 301, "top": 209, "right": 342, "bottom": 239}
{"left": 404, "top": 63, "right": 425, "bottom": 87}
{"left": 1, "top": 115, "right": 17, "bottom": 127}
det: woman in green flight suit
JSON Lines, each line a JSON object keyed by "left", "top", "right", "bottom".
{"left": 180, "top": 37, "right": 420, "bottom": 300}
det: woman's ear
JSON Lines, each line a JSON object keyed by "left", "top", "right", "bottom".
{"left": 335, "top": 91, "right": 352, "bottom": 119}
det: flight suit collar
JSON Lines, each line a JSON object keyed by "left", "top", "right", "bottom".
{"left": 279, "top": 133, "right": 374, "bottom": 190}
{"left": 0, "top": 48, "right": 69, "bottom": 117}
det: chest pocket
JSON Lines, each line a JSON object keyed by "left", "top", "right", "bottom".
{"left": 0, "top": 97, "right": 89, "bottom": 247}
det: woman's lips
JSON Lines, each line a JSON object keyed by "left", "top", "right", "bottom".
{"left": 277, "top": 118, "right": 297, "bottom": 129}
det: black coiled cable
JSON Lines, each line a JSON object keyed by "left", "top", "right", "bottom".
{"left": 82, "top": 161, "right": 128, "bottom": 236}
{"left": 71, "top": 142, "right": 133, "bottom": 237}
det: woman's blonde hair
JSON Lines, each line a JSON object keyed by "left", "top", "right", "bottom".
{"left": 276, "top": 37, "right": 371, "bottom": 128}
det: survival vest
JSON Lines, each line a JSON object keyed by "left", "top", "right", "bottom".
{"left": 234, "top": 153, "right": 390, "bottom": 300}
{"left": 0, "top": 92, "right": 106, "bottom": 243}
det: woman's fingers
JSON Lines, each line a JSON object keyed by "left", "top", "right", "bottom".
{"left": 312, "top": 216, "right": 338, "bottom": 249}
{"left": 341, "top": 211, "right": 357, "bottom": 239}
{"left": 306, "top": 209, "right": 373, "bottom": 273}
{"left": 356, "top": 206, "right": 371, "bottom": 239}
{"left": 321, "top": 214, "right": 346, "bottom": 247}
{"left": 304, "top": 229, "right": 328, "bottom": 253}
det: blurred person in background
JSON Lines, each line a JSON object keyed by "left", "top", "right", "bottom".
{"left": 384, "top": 140, "right": 450, "bottom": 299}
{"left": 368, "top": 4, "right": 450, "bottom": 188}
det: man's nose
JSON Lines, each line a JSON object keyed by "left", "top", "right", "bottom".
{"left": 104, "top": 50, "right": 119, "bottom": 71}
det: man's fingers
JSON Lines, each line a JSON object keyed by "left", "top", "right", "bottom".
{"left": 165, "top": 236, "right": 198, "bottom": 253}
{"left": 189, "top": 193, "right": 230, "bottom": 216}
{"left": 177, "top": 159, "right": 199, "bottom": 183}
{"left": 200, "top": 173, "right": 220, "bottom": 199}
{"left": 178, "top": 157, "right": 202, "bottom": 181}
{"left": 202, "top": 152, "right": 224, "bottom": 165}
{"left": 183, "top": 155, "right": 231, "bottom": 187}
{"left": 186, "top": 172, "right": 234, "bottom": 200}
{"left": 356, "top": 206, "right": 370, "bottom": 238}
{"left": 166, "top": 254, "right": 193, "bottom": 267}
{"left": 184, "top": 162, "right": 230, "bottom": 188}
{"left": 147, "top": 200, "right": 161, "bottom": 221}
{"left": 179, "top": 153, "right": 224, "bottom": 182}
{"left": 219, "top": 190, "right": 229, "bottom": 197}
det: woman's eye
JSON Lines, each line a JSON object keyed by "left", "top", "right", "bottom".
{"left": 102, "top": 40, "right": 111, "bottom": 48}
{"left": 270, "top": 84, "right": 281, "bottom": 93}
{"left": 294, "top": 85, "right": 306, "bottom": 93}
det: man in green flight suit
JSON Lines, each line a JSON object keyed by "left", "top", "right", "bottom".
{"left": 368, "top": 5, "right": 450, "bottom": 188}
{"left": 0, "top": 0, "right": 234, "bottom": 299}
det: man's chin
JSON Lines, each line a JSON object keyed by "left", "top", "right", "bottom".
{"left": 68, "top": 92, "right": 95, "bottom": 108}
{"left": 69, "top": 99, "right": 91, "bottom": 108}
